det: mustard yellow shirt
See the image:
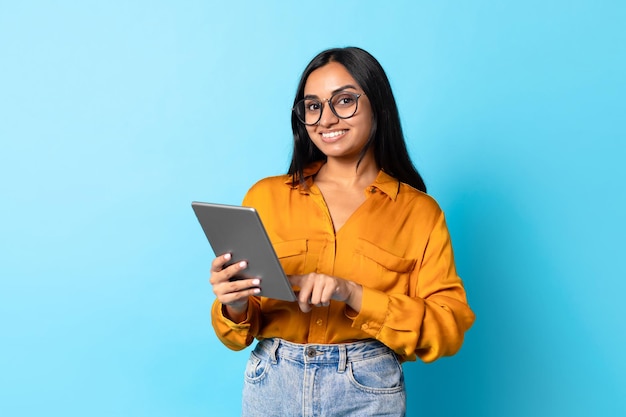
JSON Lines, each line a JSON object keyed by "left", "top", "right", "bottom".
{"left": 211, "top": 162, "right": 475, "bottom": 362}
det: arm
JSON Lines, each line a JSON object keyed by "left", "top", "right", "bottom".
{"left": 351, "top": 211, "right": 475, "bottom": 362}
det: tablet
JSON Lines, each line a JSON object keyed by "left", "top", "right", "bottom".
{"left": 191, "top": 202, "right": 296, "bottom": 302}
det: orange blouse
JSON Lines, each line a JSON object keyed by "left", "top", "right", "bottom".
{"left": 211, "top": 162, "right": 475, "bottom": 362}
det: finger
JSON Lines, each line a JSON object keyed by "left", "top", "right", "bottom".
{"left": 215, "top": 277, "right": 260, "bottom": 297}
{"left": 226, "top": 276, "right": 260, "bottom": 291}
{"left": 298, "top": 298, "right": 312, "bottom": 313}
{"left": 220, "top": 286, "right": 261, "bottom": 306}
{"left": 218, "top": 260, "right": 249, "bottom": 283}
{"left": 210, "top": 259, "right": 249, "bottom": 288}
{"left": 296, "top": 278, "right": 314, "bottom": 313}
{"left": 320, "top": 283, "right": 336, "bottom": 306}
{"left": 211, "top": 253, "right": 232, "bottom": 273}
{"left": 214, "top": 279, "right": 261, "bottom": 310}
{"left": 310, "top": 278, "right": 326, "bottom": 306}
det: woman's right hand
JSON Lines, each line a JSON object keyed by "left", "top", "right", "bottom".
{"left": 209, "top": 253, "right": 261, "bottom": 322}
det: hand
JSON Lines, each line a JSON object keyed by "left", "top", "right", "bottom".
{"left": 209, "top": 253, "right": 261, "bottom": 321}
{"left": 288, "top": 273, "right": 362, "bottom": 313}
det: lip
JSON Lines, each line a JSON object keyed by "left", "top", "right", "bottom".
{"left": 319, "top": 129, "right": 348, "bottom": 143}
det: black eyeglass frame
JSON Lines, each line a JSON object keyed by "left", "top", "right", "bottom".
{"left": 292, "top": 92, "right": 366, "bottom": 126}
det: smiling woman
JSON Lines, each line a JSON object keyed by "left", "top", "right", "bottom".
{"left": 206, "top": 46, "right": 475, "bottom": 416}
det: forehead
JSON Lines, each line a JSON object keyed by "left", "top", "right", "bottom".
{"left": 304, "top": 62, "right": 360, "bottom": 96}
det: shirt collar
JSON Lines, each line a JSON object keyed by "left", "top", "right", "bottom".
{"left": 372, "top": 169, "right": 401, "bottom": 200}
{"left": 285, "top": 161, "right": 400, "bottom": 200}
{"left": 284, "top": 161, "right": 324, "bottom": 191}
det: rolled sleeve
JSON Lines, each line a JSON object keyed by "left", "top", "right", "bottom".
{"left": 211, "top": 298, "right": 261, "bottom": 351}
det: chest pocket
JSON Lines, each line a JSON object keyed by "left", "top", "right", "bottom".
{"left": 354, "top": 239, "right": 417, "bottom": 293}
{"left": 274, "top": 239, "right": 307, "bottom": 275}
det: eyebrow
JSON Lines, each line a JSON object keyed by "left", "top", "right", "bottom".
{"left": 303, "top": 84, "right": 359, "bottom": 100}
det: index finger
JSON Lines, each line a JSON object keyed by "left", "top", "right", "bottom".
{"left": 211, "top": 252, "right": 232, "bottom": 272}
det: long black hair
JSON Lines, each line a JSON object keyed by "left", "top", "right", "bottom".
{"left": 288, "top": 47, "right": 426, "bottom": 193}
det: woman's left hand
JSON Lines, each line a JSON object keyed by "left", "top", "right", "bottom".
{"left": 288, "top": 273, "right": 362, "bottom": 313}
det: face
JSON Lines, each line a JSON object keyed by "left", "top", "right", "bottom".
{"left": 303, "top": 62, "right": 373, "bottom": 162}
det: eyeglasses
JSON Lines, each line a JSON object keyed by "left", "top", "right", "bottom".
{"left": 292, "top": 92, "right": 366, "bottom": 126}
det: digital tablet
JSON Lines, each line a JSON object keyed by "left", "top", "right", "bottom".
{"left": 191, "top": 202, "right": 296, "bottom": 302}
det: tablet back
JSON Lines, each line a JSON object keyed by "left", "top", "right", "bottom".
{"left": 192, "top": 202, "right": 296, "bottom": 302}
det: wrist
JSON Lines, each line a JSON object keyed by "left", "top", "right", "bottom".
{"left": 223, "top": 303, "right": 248, "bottom": 323}
{"left": 345, "top": 282, "right": 363, "bottom": 313}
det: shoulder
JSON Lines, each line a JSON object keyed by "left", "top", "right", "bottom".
{"left": 242, "top": 174, "right": 292, "bottom": 205}
{"left": 247, "top": 174, "right": 291, "bottom": 192}
{"left": 395, "top": 182, "right": 445, "bottom": 223}
{"left": 398, "top": 183, "right": 441, "bottom": 210}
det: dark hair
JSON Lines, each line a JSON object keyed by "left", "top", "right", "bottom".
{"left": 288, "top": 46, "right": 426, "bottom": 193}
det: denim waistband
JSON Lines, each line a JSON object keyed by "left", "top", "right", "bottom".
{"left": 254, "top": 338, "right": 394, "bottom": 371}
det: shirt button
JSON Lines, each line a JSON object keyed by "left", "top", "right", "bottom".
{"left": 316, "top": 319, "right": 323, "bottom": 326}
{"left": 361, "top": 323, "right": 369, "bottom": 330}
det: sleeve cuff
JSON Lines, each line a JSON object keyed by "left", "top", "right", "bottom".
{"left": 349, "top": 287, "right": 389, "bottom": 336}
{"left": 217, "top": 302, "right": 252, "bottom": 330}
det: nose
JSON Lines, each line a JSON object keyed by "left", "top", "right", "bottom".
{"left": 318, "top": 100, "right": 339, "bottom": 127}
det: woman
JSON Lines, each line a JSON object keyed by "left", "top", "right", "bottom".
{"left": 209, "top": 47, "right": 475, "bottom": 416}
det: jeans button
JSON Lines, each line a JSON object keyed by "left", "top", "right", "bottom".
{"left": 306, "top": 347, "right": 316, "bottom": 358}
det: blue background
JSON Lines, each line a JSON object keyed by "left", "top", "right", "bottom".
{"left": 1, "top": 1, "right": 625, "bottom": 416}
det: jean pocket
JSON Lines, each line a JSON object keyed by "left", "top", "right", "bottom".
{"left": 347, "top": 352, "right": 405, "bottom": 394}
{"left": 243, "top": 351, "right": 271, "bottom": 384}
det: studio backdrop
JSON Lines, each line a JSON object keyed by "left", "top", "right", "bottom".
{"left": 1, "top": 1, "right": 624, "bottom": 416}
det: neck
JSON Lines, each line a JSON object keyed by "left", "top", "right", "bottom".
{"left": 318, "top": 153, "right": 379, "bottom": 187}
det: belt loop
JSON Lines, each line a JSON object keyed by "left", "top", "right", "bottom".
{"left": 269, "top": 338, "right": 280, "bottom": 364}
{"left": 337, "top": 344, "right": 347, "bottom": 373}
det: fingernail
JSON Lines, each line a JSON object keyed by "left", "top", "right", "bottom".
{"left": 239, "top": 261, "right": 247, "bottom": 268}
{"left": 252, "top": 279, "right": 260, "bottom": 285}
{"left": 253, "top": 288, "right": 261, "bottom": 294}
{"left": 224, "top": 253, "right": 231, "bottom": 260}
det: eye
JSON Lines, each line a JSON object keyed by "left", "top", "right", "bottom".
{"left": 332, "top": 93, "right": 356, "bottom": 108}
{"left": 304, "top": 100, "right": 322, "bottom": 112}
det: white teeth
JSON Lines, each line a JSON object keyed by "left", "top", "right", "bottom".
{"left": 321, "top": 130, "right": 347, "bottom": 138}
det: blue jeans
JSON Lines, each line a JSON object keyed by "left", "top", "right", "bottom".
{"left": 242, "top": 338, "right": 406, "bottom": 417}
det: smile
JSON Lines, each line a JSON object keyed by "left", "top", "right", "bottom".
{"left": 321, "top": 130, "right": 347, "bottom": 139}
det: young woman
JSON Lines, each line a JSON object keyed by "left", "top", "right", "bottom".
{"left": 209, "top": 47, "right": 475, "bottom": 416}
